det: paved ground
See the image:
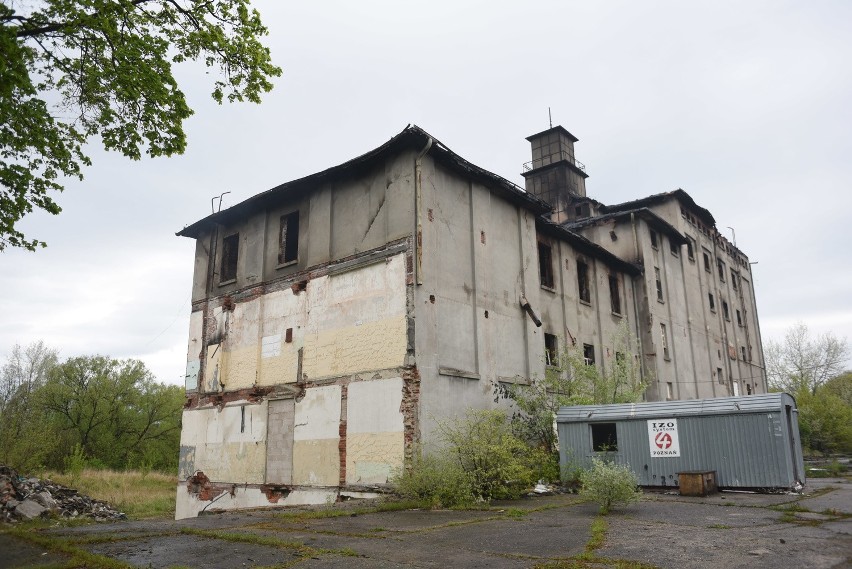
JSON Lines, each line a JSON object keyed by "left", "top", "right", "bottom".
{"left": 1, "top": 478, "right": 850, "bottom": 569}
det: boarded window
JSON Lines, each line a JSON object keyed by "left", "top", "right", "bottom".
{"left": 278, "top": 211, "right": 300, "bottom": 265}
{"left": 655, "top": 267, "right": 664, "bottom": 302}
{"left": 538, "top": 242, "right": 554, "bottom": 288}
{"left": 609, "top": 275, "right": 621, "bottom": 314}
{"left": 544, "top": 333, "right": 558, "bottom": 366}
{"left": 220, "top": 233, "right": 239, "bottom": 283}
{"left": 577, "top": 260, "right": 591, "bottom": 303}
{"left": 591, "top": 423, "right": 618, "bottom": 451}
{"left": 583, "top": 343, "right": 595, "bottom": 365}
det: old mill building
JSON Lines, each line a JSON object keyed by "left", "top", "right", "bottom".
{"left": 174, "top": 124, "right": 766, "bottom": 518}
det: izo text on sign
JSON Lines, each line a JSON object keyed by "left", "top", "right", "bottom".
{"left": 647, "top": 418, "right": 681, "bottom": 457}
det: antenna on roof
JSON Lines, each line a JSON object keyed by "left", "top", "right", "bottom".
{"left": 212, "top": 191, "right": 231, "bottom": 214}
{"left": 548, "top": 107, "right": 552, "bottom": 129}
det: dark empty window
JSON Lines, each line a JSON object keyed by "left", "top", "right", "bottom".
{"left": 741, "top": 346, "right": 747, "bottom": 360}
{"left": 717, "top": 259, "right": 726, "bottom": 282}
{"left": 583, "top": 343, "right": 595, "bottom": 365}
{"left": 736, "top": 309, "right": 743, "bottom": 327}
{"left": 650, "top": 229, "right": 658, "bottom": 249}
{"left": 686, "top": 238, "right": 695, "bottom": 261}
{"left": 655, "top": 267, "right": 664, "bottom": 302}
{"left": 221, "top": 233, "right": 239, "bottom": 283}
{"left": 703, "top": 250, "right": 711, "bottom": 272}
{"left": 722, "top": 301, "right": 730, "bottom": 321}
{"left": 609, "top": 275, "right": 621, "bottom": 315}
{"left": 577, "top": 260, "right": 591, "bottom": 303}
{"left": 670, "top": 239, "right": 679, "bottom": 256}
{"left": 591, "top": 423, "right": 618, "bottom": 451}
{"left": 544, "top": 333, "right": 558, "bottom": 366}
{"left": 279, "top": 211, "right": 300, "bottom": 265}
{"left": 708, "top": 293, "right": 716, "bottom": 311}
{"left": 538, "top": 242, "right": 554, "bottom": 288}
{"left": 717, "top": 367, "right": 724, "bottom": 385}
{"left": 731, "top": 269, "right": 738, "bottom": 290}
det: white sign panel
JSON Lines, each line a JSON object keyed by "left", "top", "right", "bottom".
{"left": 647, "top": 418, "right": 681, "bottom": 457}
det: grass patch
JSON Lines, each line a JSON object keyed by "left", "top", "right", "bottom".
{"left": 274, "top": 499, "right": 422, "bottom": 522}
{"left": 5, "top": 526, "right": 135, "bottom": 569}
{"left": 586, "top": 516, "right": 608, "bottom": 552}
{"left": 180, "top": 527, "right": 358, "bottom": 558}
{"left": 46, "top": 468, "right": 177, "bottom": 519}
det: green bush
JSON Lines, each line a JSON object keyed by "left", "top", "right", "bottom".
{"left": 392, "top": 451, "right": 475, "bottom": 508}
{"left": 579, "top": 457, "right": 642, "bottom": 514}
{"left": 393, "top": 409, "right": 549, "bottom": 506}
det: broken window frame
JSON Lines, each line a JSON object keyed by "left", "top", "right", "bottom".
{"left": 731, "top": 269, "right": 739, "bottom": 290}
{"left": 538, "top": 241, "right": 555, "bottom": 289}
{"left": 703, "top": 250, "right": 712, "bottom": 273}
{"left": 660, "top": 322, "right": 670, "bottom": 360}
{"left": 655, "top": 267, "right": 664, "bottom": 303}
{"left": 686, "top": 237, "right": 695, "bottom": 261}
{"left": 591, "top": 423, "right": 618, "bottom": 452}
{"left": 608, "top": 274, "right": 622, "bottom": 315}
{"left": 278, "top": 211, "right": 300, "bottom": 266}
{"left": 708, "top": 292, "right": 716, "bottom": 312}
{"left": 669, "top": 239, "right": 679, "bottom": 257}
{"left": 722, "top": 300, "right": 730, "bottom": 321}
{"left": 544, "top": 333, "right": 558, "bottom": 367}
{"left": 649, "top": 229, "right": 659, "bottom": 249}
{"left": 583, "top": 343, "right": 595, "bottom": 366}
{"left": 717, "top": 367, "right": 724, "bottom": 385}
{"left": 717, "top": 258, "right": 726, "bottom": 282}
{"left": 736, "top": 309, "right": 743, "bottom": 327}
{"left": 220, "top": 233, "right": 239, "bottom": 284}
{"left": 577, "top": 260, "right": 591, "bottom": 304}
{"left": 741, "top": 346, "right": 747, "bottom": 360}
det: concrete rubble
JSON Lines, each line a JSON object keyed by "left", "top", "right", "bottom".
{"left": 0, "top": 465, "right": 126, "bottom": 523}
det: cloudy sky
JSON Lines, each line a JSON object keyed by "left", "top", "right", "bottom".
{"left": 3, "top": 0, "right": 851, "bottom": 385}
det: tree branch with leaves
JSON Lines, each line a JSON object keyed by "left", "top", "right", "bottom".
{"left": 0, "top": 0, "right": 281, "bottom": 250}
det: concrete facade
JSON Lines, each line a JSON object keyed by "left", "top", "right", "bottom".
{"left": 174, "top": 124, "right": 766, "bottom": 518}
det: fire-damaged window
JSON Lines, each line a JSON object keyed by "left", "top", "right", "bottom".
{"left": 538, "top": 242, "right": 554, "bottom": 289}
{"left": 577, "top": 260, "right": 591, "bottom": 303}
{"left": 686, "top": 237, "right": 695, "bottom": 261}
{"left": 609, "top": 274, "right": 621, "bottom": 315}
{"left": 669, "top": 239, "right": 679, "bottom": 257}
{"left": 278, "top": 211, "right": 300, "bottom": 265}
{"left": 583, "top": 343, "right": 595, "bottom": 365}
{"left": 544, "top": 333, "right": 558, "bottom": 366}
{"left": 655, "top": 267, "right": 664, "bottom": 302}
{"left": 649, "top": 229, "right": 659, "bottom": 249}
{"left": 220, "top": 233, "right": 239, "bottom": 283}
{"left": 591, "top": 423, "right": 618, "bottom": 452}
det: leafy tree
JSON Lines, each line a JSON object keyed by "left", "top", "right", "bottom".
{"left": 38, "top": 355, "right": 184, "bottom": 471}
{"left": 765, "top": 323, "right": 849, "bottom": 395}
{"left": 579, "top": 457, "right": 642, "bottom": 514}
{"left": 496, "top": 323, "right": 647, "bottom": 455}
{"left": 0, "top": 341, "right": 59, "bottom": 470}
{"left": 1, "top": 0, "right": 281, "bottom": 250}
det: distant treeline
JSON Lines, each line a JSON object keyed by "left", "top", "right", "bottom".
{"left": 0, "top": 342, "right": 183, "bottom": 473}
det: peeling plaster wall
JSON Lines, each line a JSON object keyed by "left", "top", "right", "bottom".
{"left": 178, "top": 402, "right": 267, "bottom": 483}
{"left": 346, "top": 378, "right": 405, "bottom": 485}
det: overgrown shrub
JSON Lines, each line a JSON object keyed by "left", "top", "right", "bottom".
{"left": 393, "top": 409, "right": 549, "bottom": 506}
{"left": 392, "top": 451, "right": 475, "bottom": 508}
{"left": 579, "top": 457, "right": 641, "bottom": 514}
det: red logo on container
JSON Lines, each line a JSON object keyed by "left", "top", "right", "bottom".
{"left": 654, "top": 432, "right": 673, "bottom": 449}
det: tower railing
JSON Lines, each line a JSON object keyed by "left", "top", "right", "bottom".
{"left": 523, "top": 150, "right": 586, "bottom": 172}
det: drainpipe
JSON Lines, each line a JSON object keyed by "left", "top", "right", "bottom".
{"left": 415, "top": 136, "right": 433, "bottom": 286}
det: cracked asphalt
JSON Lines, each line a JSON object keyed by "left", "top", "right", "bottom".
{"left": 1, "top": 478, "right": 850, "bottom": 569}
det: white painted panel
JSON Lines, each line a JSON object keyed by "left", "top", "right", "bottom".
{"left": 347, "top": 378, "right": 404, "bottom": 434}
{"left": 294, "top": 385, "right": 341, "bottom": 440}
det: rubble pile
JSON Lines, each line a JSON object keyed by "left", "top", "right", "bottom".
{"left": 0, "top": 465, "right": 126, "bottom": 523}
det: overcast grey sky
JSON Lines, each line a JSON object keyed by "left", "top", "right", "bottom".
{"left": 2, "top": 0, "right": 851, "bottom": 384}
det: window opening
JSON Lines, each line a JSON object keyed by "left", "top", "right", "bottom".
{"left": 703, "top": 250, "right": 711, "bottom": 272}
{"left": 736, "top": 309, "right": 743, "bottom": 327}
{"left": 221, "top": 233, "right": 239, "bottom": 283}
{"left": 686, "top": 238, "right": 695, "bottom": 261}
{"left": 544, "top": 333, "right": 558, "bottom": 366}
{"left": 708, "top": 293, "right": 716, "bottom": 311}
{"left": 731, "top": 269, "right": 738, "bottom": 290}
{"left": 655, "top": 267, "right": 664, "bottom": 302}
{"left": 591, "top": 423, "right": 618, "bottom": 451}
{"left": 717, "top": 259, "right": 726, "bottom": 282}
{"left": 666, "top": 382, "right": 674, "bottom": 400}
{"left": 279, "top": 211, "right": 300, "bottom": 265}
{"left": 538, "top": 242, "right": 554, "bottom": 288}
{"left": 717, "top": 367, "right": 724, "bottom": 385}
{"left": 722, "top": 301, "right": 730, "bottom": 321}
{"left": 660, "top": 323, "right": 669, "bottom": 360}
{"left": 650, "top": 229, "right": 658, "bottom": 249}
{"left": 583, "top": 344, "right": 595, "bottom": 365}
{"left": 609, "top": 275, "right": 621, "bottom": 314}
{"left": 670, "top": 239, "right": 679, "bottom": 256}
{"left": 741, "top": 346, "right": 747, "bottom": 360}
{"left": 577, "top": 260, "right": 591, "bottom": 303}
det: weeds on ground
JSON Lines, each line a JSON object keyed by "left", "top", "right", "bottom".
{"left": 45, "top": 468, "right": 176, "bottom": 519}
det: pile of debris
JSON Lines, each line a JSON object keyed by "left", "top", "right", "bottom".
{"left": 0, "top": 465, "right": 126, "bottom": 523}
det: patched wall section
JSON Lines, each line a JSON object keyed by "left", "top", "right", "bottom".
{"left": 345, "top": 378, "right": 405, "bottom": 485}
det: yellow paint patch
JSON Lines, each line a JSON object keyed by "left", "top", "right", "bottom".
{"left": 222, "top": 345, "right": 259, "bottom": 390}
{"left": 346, "top": 432, "right": 404, "bottom": 484}
{"left": 194, "top": 441, "right": 266, "bottom": 484}
{"left": 302, "top": 316, "right": 407, "bottom": 380}
{"left": 258, "top": 346, "right": 300, "bottom": 386}
{"left": 293, "top": 439, "right": 340, "bottom": 486}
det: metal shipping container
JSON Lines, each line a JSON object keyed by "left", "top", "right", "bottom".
{"left": 556, "top": 393, "right": 805, "bottom": 490}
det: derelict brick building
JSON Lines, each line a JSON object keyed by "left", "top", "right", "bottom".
{"left": 174, "top": 125, "right": 765, "bottom": 518}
